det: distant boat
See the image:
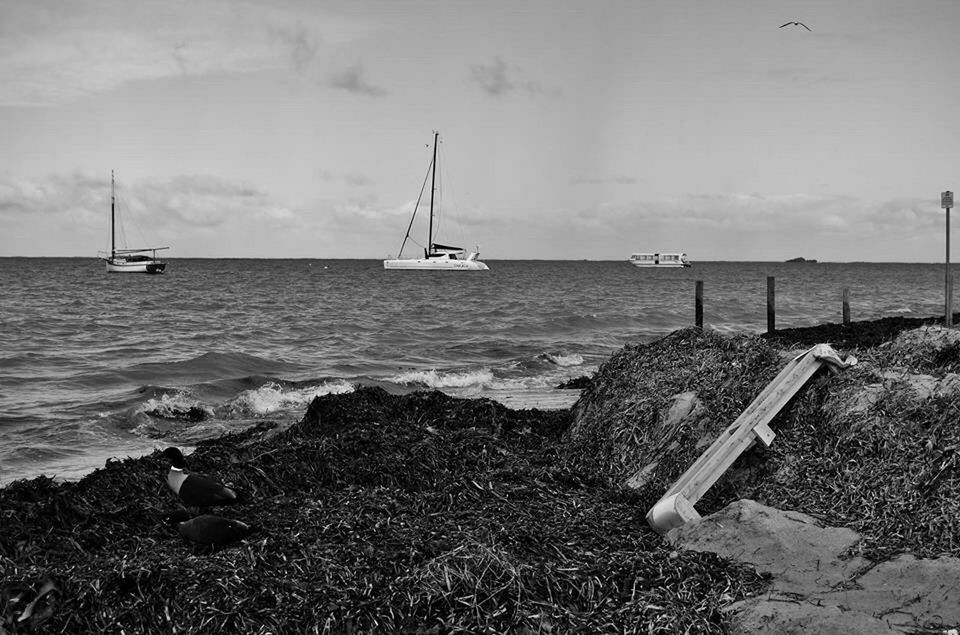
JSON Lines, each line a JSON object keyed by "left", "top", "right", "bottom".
{"left": 628, "top": 252, "right": 691, "bottom": 268}
{"left": 384, "top": 132, "right": 488, "bottom": 271}
{"left": 98, "top": 171, "right": 168, "bottom": 274}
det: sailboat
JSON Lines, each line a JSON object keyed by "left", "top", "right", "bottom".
{"left": 98, "top": 171, "right": 168, "bottom": 274}
{"left": 383, "top": 132, "right": 489, "bottom": 271}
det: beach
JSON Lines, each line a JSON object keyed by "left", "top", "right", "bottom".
{"left": 4, "top": 313, "right": 960, "bottom": 633}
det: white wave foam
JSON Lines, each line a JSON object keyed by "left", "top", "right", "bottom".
{"left": 229, "top": 380, "right": 355, "bottom": 416}
{"left": 138, "top": 392, "right": 213, "bottom": 419}
{"left": 391, "top": 368, "right": 495, "bottom": 389}
{"left": 543, "top": 352, "right": 585, "bottom": 367}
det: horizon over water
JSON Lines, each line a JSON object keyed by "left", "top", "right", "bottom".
{"left": 1, "top": 257, "right": 955, "bottom": 485}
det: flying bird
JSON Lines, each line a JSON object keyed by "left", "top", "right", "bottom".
{"left": 780, "top": 21, "right": 812, "bottom": 31}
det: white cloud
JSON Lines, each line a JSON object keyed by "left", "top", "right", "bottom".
{"left": 475, "top": 192, "right": 945, "bottom": 261}
{"left": 0, "top": 0, "right": 376, "bottom": 106}
{"left": 0, "top": 172, "right": 948, "bottom": 260}
{"left": 0, "top": 171, "right": 305, "bottom": 255}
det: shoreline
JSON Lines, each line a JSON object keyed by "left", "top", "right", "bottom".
{"left": 3, "top": 312, "right": 959, "bottom": 632}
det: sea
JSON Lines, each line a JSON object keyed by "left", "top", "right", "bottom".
{"left": 1, "top": 258, "right": 954, "bottom": 486}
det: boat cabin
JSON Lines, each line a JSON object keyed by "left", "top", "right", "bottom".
{"left": 628, "top": 252, "right": 691, "bottom": 268}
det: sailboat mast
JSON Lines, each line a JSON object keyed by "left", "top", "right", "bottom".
{"left": 110, "top": 170, "right": 116, "bottom": 258}
{"left": 427, "top": 131, "right": 438, "bottom": 255}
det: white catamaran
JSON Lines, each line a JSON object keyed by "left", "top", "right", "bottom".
{"left": 99, "top": 171, "right": 168, "bottom": 274}
{"left": 384, "top": 132, "right": 488, "bottom": 271}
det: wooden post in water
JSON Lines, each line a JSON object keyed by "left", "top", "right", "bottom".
{"left": 695, "top": 281, "right": 704, "bottom": 328}
{"left": 766, "top": 276, "right": 775, "bottom": 334}
{"left": 842, "top": 288, "right": 850, "bottom": 325}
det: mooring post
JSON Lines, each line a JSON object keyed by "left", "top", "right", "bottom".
{"left": 842, "top": 287, "right": 850, "bottom": 325}
{"left": 766, "top": 276, "right": 775, "bottom": 334}
{"left": 695, "top": 280, "right": 703, "bottom": 328}
{"left": 944, "top": 190, "right": 954, "bottom": 326}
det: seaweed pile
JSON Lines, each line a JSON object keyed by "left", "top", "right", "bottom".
{"left": 762, "top": 314, "right": 953, "bottom": 350}
{"left": 7, "top": 313, "right": 957, "bottom": 633}
{"left": 1, "top": 388, "right": 766, "bottom": 633}
{"left": 568, "top": 319, "right": 960, "bottom": 562}
{"left": 566, "top": 328, "right": 785, "bottom": 493}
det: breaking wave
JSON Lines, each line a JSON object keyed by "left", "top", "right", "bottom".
{"left": 225, "top": 380, "right": 355, "bottom": 416}
{"left": 390, "top": 368, "right": 495, "bottom": 389}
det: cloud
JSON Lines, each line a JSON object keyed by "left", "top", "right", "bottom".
{"left": 132, "top": 175, "right": 288, "bottom": 228}
{"left": 478, "top": 191, "right": 947, "bottom": 260}
{"left": 314, "top": 170, "right": 374, "bottom": 186}
{"left": 0, "top": 172, "right": 301, "bottom": 254}
{"left": 327, "top": 63, "right": 387, "bottom": 97}
{"left": 864, "top": 197, "right": 943, "bottom": 232}
{"left": 0, "top": 173, "right": 104, "bottom": 225}
{"left": 1, "top": 172, "right": 947, "bottom": 260}
{"left": 344, "top": 173, "right": 373, "bottom": 187}
{"left": 270, "top": 25, "right": 319, "bottom": 74}
{"left": 469, "top": 57, "right": 561, "bottom": 98}
{"left": 469, "top": 57, "right": 513, "bottom": 96}
{"left": 0, "top": 1, "right": 375, "bottom": 106}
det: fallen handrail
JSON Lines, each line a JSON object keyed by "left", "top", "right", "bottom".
{"left": 646, "top": 343, "right": 857, "bottom": 535}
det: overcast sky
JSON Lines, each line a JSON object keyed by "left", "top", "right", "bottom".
{"left": 1, "top": 0, "right": 958, "bottom": 261}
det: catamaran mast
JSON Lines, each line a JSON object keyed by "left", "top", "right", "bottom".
{"left": 427, "top": 131, "right": 438, "bottom": 255}
{"left": 110, "top": 170, "right": 116, "bottom": 259}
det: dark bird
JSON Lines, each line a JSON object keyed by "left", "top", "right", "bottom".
{"left": 162, "top": 447, "right": 238, "bottom": 509}
{"left": 780, "top": 21, "right": 812, "bottom": 31}
{"left": 167, "top": 511, "right": 256, "bottom": 545}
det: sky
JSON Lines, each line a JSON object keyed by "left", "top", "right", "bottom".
{"left": 1, "top": 0, "right": 958, "bottom": 261}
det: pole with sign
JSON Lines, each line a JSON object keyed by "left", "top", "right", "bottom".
{"left": 944, "top": 190, "right": 954, "bottom": 326}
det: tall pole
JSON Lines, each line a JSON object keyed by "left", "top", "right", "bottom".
{"left": 944, "top": 191, "right": 954, "bottom": 327}
{"left": 428, "top": 131, "right": 438, "bottom": 255}
{"left": 111, "top": 170, "right": 116, "bottom": 258}
{"left": 947, "top": 205, "right": 951, "bottom": 327}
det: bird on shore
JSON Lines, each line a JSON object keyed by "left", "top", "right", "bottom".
{"left": 780, "top": 21, "right": 812, "bottom": 31}
{"left": 162, "top": 447, "right": 238, "bottom": 509}
{"left": 167, "top": 510, "right": 257, "bottom": 545}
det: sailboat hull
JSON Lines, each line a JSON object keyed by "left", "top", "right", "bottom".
{"left": 383, "top": 258, "right": 488, "bottom": 271}
{"left": 104, "top": 259, "right": 167, "bottom": 274}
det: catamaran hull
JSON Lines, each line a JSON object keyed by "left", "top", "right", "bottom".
{"left": 383, "top": 258, "right": 488, "bottom": 271}
{"left": 105, "top": 260, "right": 167, "bottom": 274}
{"left": 628, "top": 262, "right": 691, "bottom": 268}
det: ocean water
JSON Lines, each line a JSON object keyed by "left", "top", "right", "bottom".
{"left": 0, "top": 258, "right": 954, "bottom": 485}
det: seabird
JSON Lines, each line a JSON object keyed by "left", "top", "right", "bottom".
{"left": 779, "top": 21, "right": 812, "bottom": 31}
{"left": 167, "top": 511, "right": 256, "bottom": 545}
{"left": 162, "top": 447, "right": 238, "bottom": 509}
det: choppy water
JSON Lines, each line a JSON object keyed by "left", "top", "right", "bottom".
{"left": 0, "top": 258, "right": 954, "bottom": 484}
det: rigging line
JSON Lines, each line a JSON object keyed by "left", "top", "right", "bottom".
{"left": 398, "top": 155, "right": 434, "bottom": 258}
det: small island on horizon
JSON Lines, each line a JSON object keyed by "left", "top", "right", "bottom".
{"left": 785, "top": 257, "right": 818, "bottom": 263}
